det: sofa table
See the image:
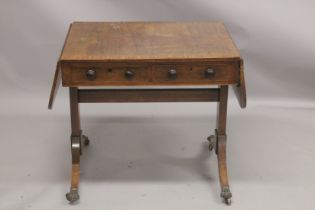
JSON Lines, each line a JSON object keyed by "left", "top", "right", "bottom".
{"left": 48, "top": 21, "right": 246, "bottom": 205}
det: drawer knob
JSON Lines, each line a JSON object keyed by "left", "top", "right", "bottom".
{"left": 125, "top": 70, "right": 134, "bottom": 80}
{"left": 205, "top": 68, "right": 215, "bottom": 78}
{"left": 86, "top": 69, "right": 96, "bottom": 80}
{"left": 168, "top": 69, "right": 177, "bottom": 80}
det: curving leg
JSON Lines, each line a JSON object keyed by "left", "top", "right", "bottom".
{"left": 215, "top": 85, "right": 232, "bottom": 205}
{"left": 66, "top": 136, "right": 81, "bottom": 203}
{"left": 67, "top": 87, "right": 82, "bottom": 203}
{"left": 217, "top": 134, "right": 232, "bottom": 205}
{"left": 66, "top": 165, "right": 80, "bottom": 202}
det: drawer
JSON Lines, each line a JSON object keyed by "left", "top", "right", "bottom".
{"left": 152, "top": 63, "right": 238, "bottom": 85}
{"left": 61, "top": 62, "right": 239, "bottom": 86}
{"left": 62, "top": 63, "right": 151, "bottom": 86}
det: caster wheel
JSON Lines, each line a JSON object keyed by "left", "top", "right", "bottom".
{"left": 82, "top": 135, "right": 90, "bottom": 146}
{"left": 220, "top": 187, "right": 232, "bottom": 205}
{"left": 207, "top": 135, "right": 216, "bottom": 151}
{"left": 66, "top": 188, "right": 80, "bottom": 203}
{"left": 224, "top": 198, "right": 232, "bottom": 205}
{"left": 208, "top": 144, "right": 213, "bottom": 151}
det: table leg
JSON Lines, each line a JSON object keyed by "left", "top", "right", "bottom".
{"left": 216, "top": 85, "right": 232, "bottom": 205}
{"left": 207, "top": 85, "right": 232, "bottom": 205}
{"left": 66, "top": 87, "right": 90, "bottom": 203}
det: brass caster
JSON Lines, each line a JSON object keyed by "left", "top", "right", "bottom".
{"left": 82, "top": 135, "right": 90, "bottom": 146}
{"left": 220, "top": 187, "right": 232, "bottom": 205}
{"left": 224, "top": 198, "right": 232, "bottom": 205}
{"left": 66, "top": 188, "right": 80, "bottom": 203}
{"left": 207, "top": 135, "right": 216, "bottom": 151}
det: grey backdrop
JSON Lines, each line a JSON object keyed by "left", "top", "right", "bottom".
{"left": 0, "top": 1, "right": 314, "bottom": 210}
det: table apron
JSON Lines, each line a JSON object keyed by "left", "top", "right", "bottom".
{"left": 77, "top": 88, "right": 220, "bottom": 103}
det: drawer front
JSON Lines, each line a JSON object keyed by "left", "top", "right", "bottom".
{"left": 62, "top": 63, "right": 151, "bottom": 86}
{"left": 151, "top": 64, "right": 238, "bottom": 85}
{"left": 62, "top": 62, "right": 239, "bottom": 86}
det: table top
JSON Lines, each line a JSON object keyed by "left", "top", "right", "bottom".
{"left": 60, "top": 21, "right": 241, "bottom": 62}
{"left": 49, "top": 21, "right": 246, "bottom": 110}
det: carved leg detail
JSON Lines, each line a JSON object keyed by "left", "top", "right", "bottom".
{"left": 66, "top": 136, "right": 81, "bottom": 203}
{"left": 217, "top": 134, "right": 232, "bottom": 205}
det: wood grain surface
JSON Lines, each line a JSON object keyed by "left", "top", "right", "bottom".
{"left": 49, "top": 21, "right": 246, "bottom": 109}
{"left": 61, "top": 21, "right": 241, "bottom": 62}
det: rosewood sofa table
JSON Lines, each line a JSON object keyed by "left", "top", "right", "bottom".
{"left": 48, "top": 21, "right": 246, "bottom": 205}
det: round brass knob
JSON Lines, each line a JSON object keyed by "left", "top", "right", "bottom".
{"left": 86, "top": 69, "right": 96, "bottom": 80}
{"left": 125, "top": 70, "right": 134, "bottom": 80}
{"left": 168, "top": 69, "right": 177, "bottom": 80}
{"left": 205, "top": 68, "right": 215, "bottom": 78}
